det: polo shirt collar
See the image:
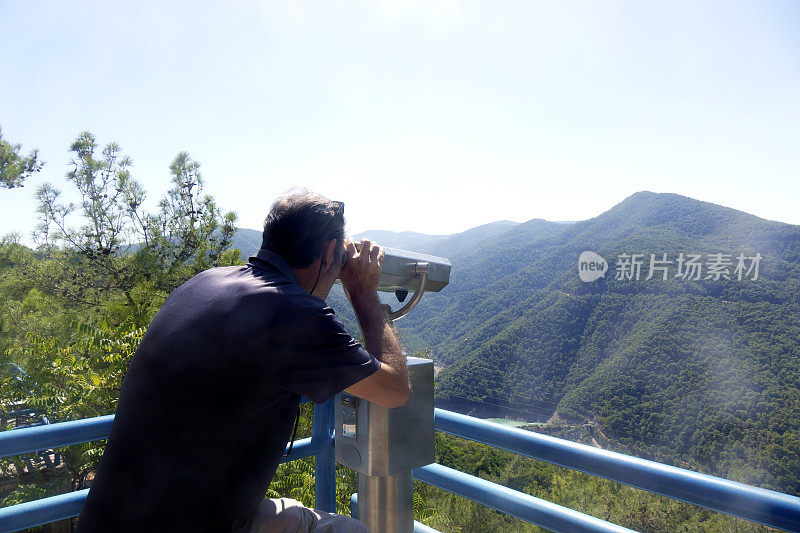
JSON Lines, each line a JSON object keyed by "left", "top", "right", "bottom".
{"left": 248, "top": 248, "right": 300, "bottom": 285}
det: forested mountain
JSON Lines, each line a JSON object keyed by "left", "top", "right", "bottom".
{"left": 389, "top": 191, "right": 800, "bottom": 496}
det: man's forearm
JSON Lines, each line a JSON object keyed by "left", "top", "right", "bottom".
{"left": 351, "top": 292, "right": 409, "bottom": 389}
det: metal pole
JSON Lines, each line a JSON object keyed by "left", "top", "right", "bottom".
{"left": 358, "top": 470, "right": 414, "bottom": 533}
{"left": 313, "top": 399, "right": 336, "bottom": 513}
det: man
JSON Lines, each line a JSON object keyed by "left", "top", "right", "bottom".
{"left": 76, "top": 192, "right": 410, "bottom": 532}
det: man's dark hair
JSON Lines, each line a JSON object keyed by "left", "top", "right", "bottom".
{"left": 261, "top": 192, "right": 345, "bottom": 268}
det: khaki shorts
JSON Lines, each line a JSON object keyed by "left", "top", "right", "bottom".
{"left": 232, "top": 498, "right": 370, "bottom": 533}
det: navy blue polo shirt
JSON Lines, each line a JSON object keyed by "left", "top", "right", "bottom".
{"left": 76, "top": 249, "right": 380, "bottom": 533}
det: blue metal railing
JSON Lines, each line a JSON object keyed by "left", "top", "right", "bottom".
{"left": 2, "top": 406, "right": 800, "bottom": 532}
{"left": 413, "top": 463, "right": 634, "bottom": 533}
{"left": 0, "top": 400, "right": 336, "bottom": 532}
{"left": 415, "top": 408, "right": 800, "bottom": 532}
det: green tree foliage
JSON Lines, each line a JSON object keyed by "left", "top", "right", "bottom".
{"left": 0, "top": 237, "right": 81, "bottom": 361}
{"left": 0, "top": 131, "right": 241, "bottom": 510}
{"left": 0, "top": 126, "right": 43, "bottom": 189}
{"left": 33, "top": 132, "right": 240, "bottom": 325}
{"left": 0, "top": 320, "right": 144, "bottom": 509}
{"left": 4, "top": 321, "right": 144, "bottom": 420}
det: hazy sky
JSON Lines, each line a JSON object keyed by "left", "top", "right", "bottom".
{"left": 1, "top": 0, "right": 798, "bottom": 243}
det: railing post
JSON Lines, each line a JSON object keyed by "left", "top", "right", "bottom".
{"left": 313, "top": 399, "right": 336, "bottom": 513}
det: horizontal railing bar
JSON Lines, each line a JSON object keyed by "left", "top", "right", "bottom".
{"left": 0, "top": 488, "right": 88, "bottom": 533}
{"left": 281, "top": 437, "right": 319, "bottom": 462}
{"left": 0, "top": 438, "right": 327, "bottom": 533}
{"left": 0, "top": 399, "right": 317, "bottom": 459}
{"left": 414, "top": 463, "right": 635, "bottom": 533}
{"left": 4, "top": 407, "right": 799, "bottom": 532}
{"left": 435, "top": 408, "right": 800, "bottom": 532}
{"left": 0, "top": 415, "right": 114, "bottom": 458}
{"left": 0, "top": 412, "right": 329, "bottom": 533}
{"left": 0, "top": 437, "right": 330, "bottom": 533}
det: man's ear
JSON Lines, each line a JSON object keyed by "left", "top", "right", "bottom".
{"left": 324, "top": 239, "right": 337, "bottom": 269}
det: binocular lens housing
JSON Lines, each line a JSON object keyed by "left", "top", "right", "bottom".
{"left": 340, "top": 245, "right": 450, "bottom": 294}
{"left": 338, "top": 245, "right": 450, "bottom": 319}
{"left": 342, "top": 244, "right": 451, "bottom": 292}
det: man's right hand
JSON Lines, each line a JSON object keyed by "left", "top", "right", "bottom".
{"left": 339, "top": 238, "right": 385, "bottom": 302}
{"left": 339, "top": 238, "right": 410, "bottom": 409}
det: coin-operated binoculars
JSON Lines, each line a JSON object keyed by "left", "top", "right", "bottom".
{"left": 335, "top": 247, "right": 450, "bottom": 533}
{"left": 339, "top": 246, "right": 451, "bottom": 320}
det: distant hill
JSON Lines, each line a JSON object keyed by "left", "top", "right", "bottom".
{"left": 121, "top": 228, "right": 263, "bottom": 262}
{"left": 231, "top": 228, "right": 262, "bottom": 261}
{"left": 349, "top": 230, "right": 448, "bottom": 253}
{"left": 353, "top": 220, "right": 521, "bottom": 258}
{"left": 394, "top": 191, "right": 800, "bottom": 495}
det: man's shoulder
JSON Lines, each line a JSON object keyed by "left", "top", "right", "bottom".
{"left": 160, "top": 265, "right": 342, "bottom": 334}
{"left": 209, "top": 265, "right": 333, "bottom": 318}
{"left": 156, "top": 265, "right": 303, "bottom": 320}
{"left": 177, "top": 265, "right": 246, "bottom": 287}
{"left": 273, "top": 288, "right": 339, "bottom": 322}
{"left": 180, "top": 264, "right": 296, "bottom": 294}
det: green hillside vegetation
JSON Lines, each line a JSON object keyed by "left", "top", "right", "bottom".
{"left": 402, "top": 191, "right": 800, "bottom": 498}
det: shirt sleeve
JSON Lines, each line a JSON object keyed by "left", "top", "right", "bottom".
{"left": 280, "top": 299, "right": 381, "bottom": 404}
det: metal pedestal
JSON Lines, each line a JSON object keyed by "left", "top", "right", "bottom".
{"left": 336, "top": 358, "right": 435, "bottom": 532}
{"left": 358, "top": 470, "right": 414, "bottom": 533}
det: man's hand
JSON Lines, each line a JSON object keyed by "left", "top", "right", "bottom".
{"left": 339, "top": 238, "right": 410, "bottom": 409}
{"left": 339, "top": 238, "right": 385, "bottom": 302}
